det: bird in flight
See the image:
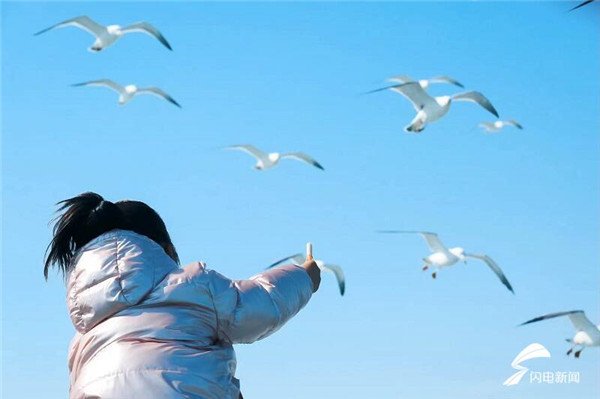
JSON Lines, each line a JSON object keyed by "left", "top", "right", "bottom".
{"left": 478, "top": 120, "right": 523, "bottom": 133}
{"left": 379, "top": 230, "right": 514, "bottom": 293}
{"left": 267, "top": 253, "right": 345, "bottom": 296}
{"left": 520, "top": 310, "right": 600, "bottom": 358}
{"left": 72, "top": 80, "right": 181, "bottom": 108}
{"left": 35, "top": 16, "right": 172, "bottom": 52}
{"left": 386, "top": 74, "right": 464, "bottom": 91}
{"left": 367, "top": 82, "right": 499, "bottom": 133}
{"left": 226, "top": 145, "right": 324, "bottom": 171}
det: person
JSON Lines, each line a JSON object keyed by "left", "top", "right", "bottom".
{"left": 44, "top": 192, "right": 321, "bottom": 399}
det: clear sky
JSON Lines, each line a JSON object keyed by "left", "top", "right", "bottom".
{"left": 1, "top": 1, "right": 599, "bottom": 398}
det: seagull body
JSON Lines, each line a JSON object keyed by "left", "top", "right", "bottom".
{"left": 479, "top": 120, "right": 523, "bottom": 133}
{"left": 267, "top": 253, "right": 345, "bottom": 296}
{"left": 226, "top": 145, "right": 324, "bottom": 171}
{"left": 387, "top": 74, "right": 464, "bottom": 90}
{"left": 379, "top": 230, "right": 514, "bottom": 293}
{"left": 368, "top": 82, "right": 499, "bottom": 133}
{"left": 35, "top": 16, "right": 172, "bottom": 51}
{"left": 520, "top": 310, "right": 600, "bottom": 358}
{"left": 72, "top": 79, "right": 181, "bottom": 108}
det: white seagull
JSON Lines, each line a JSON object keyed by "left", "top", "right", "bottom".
{"left": 478, "top": 120, "right": 523, "bottom": 133}
{"left": 34, "top": 15, "right": 172, "bottom": 51}
{"left": 267, "top": 253, "right": 345, "bottom": 296}
{"left": 379, "top": 230, "right": 514, "bottom": 293}
{"left": 520, "top": 310, "right": 600, "bottom": 358}
{"left": 226, "top": 145, "right": 324, "bottom": 171}
{"left": 368, "top": 82, "right": 499, "bottom": 133}
{"left": 72, "top": 79, "right": 181, "bottom": 108}
{"left": 387, "top": 74, "right": 464, "bottom": 90}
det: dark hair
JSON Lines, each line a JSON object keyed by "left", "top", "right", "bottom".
{"left": 44, "top": 192, "right": 179, "bottom": 279}
{"left": 115, "top": 200, "right": 179, "bottom": 265}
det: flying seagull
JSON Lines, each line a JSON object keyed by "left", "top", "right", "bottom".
{"left": 478, "top": 120, "right": 523, "bottom": 133}
{"left": 520, "top": 310, "right": 600, "bottom": 358}
{"left": 267, "top": 253, "right": 345, "bottom": 296}
{"left": 387, "top": 74, "right": 464, "bottom": 90}
{"left": 379, "top": 230, "right": 514, "bottom": 293}
{"left": 570, "top": 0, "right": 595, "bottom": 11}
{"left": 34, "top": 16, "right": 172, "bottom": 51}
{"left": 367, "top": 82, "right": 499, "bottom": 133}
{"left": 226, "top": 145, "right": 324, "bottom": 171}
{"left": 72, "top": 80, "right": 181, "bottom": 108}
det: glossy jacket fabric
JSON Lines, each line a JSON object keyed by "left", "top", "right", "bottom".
{"left": 67, "top": 230, "right": 313, "bottom": 399}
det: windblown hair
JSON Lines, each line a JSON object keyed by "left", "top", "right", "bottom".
{"left": 44, "top": 192, "right": 179, "bottom": 279}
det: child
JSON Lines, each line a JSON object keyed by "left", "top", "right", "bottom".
{"left": 44, "top": 192, "right": 320, "bottom": 399}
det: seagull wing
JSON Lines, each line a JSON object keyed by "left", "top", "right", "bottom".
{"left": 71, "top": 79, "right": 125, "bottom": 95}
{"left": 504, "top": 120, "right": 523, "bottom": 129}
{"left": 321, "top": 264, "right": 346, "bottom": 296}
{"left": 428, "top": 76, "right": 465, "bottom": 88}
{"left": 465, "top": 253, "right": 514, "bottom": 294}
{"left": 35, "top": 16, "right": 105, "bottom": 37}
{"left": 386, "top": 74, "right": 415, "bottom": 84}
{"left": 567, "top": 311, "right": 598, "bottom": 332}
{"left": 520, "top": 310, "right": 596, "bottom": 333}
{"left": 136, "top": 87, "right": 181, "bottom": 108}
{"left": 478, "top": 122, "right": 496, "bottom": 131}
{"left": 570, "top": 0, "right": 594, "bottom": 11}
{"left": 266, "top": 253, "right": 304, "bottom": 269}
{"left": 377, "top": 230, "right": 448, "bottom": 253}
{"left": 389, "top": 82, "right": 437, "bottom": 112}
{"left": 121, "top": 22, "right": 172, "bottom": 50}
{"left": 226, "top": 145, "right": 268, "bottom": 162}
{"left": 418, "top": 232, "right": 448, "bottom": 253}
{"left": 364, "top": 82, "right": 436, "bottom": 112}
{"left": 451, "top": 91, "right": 499, "bottom": 118}
{"left": 281, "top": 152, "right": 324, "bottom": 170}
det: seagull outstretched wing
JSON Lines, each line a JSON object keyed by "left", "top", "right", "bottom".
{"left": 321, "top": 263, "right": 346, "bottom": 296}
{"left": 386, "top": 74, "right": 415, "bottom": 84}
{"left": 520, "top": 310, "right": 596, "bottom": 332}
{"left": 72, "top": 79, "right": 126, "bottom": 95}
{"left": 429, "top": 76, "right": 465, "bottom": 88}
{"left": 226, "top": 145, "right": 268, "bottom": 162}
{"left": 504, "top": 120, "right": 523, "bottom": 129}
{"left": 365, "top": 81, "right": 437, "bottom": 112}
{"left": 478, "top": 122, "right": 497, "bottom": 131}
{"left": 389, "top": 82, "right": 437, "bottom": 113}
{"left": 465, "top": 253, "right": 514, "bottom": 294}
{"left": 570, "top": 0, "right": 594, "bottom": 11}
{"left": 35, "top": 15, "right": 105, "bottom": 38}
{"left": 121, "top": 22, "right": 172, "bottom": 50}
{"left": 267, "top": 253, "right": 304, "bottom": 269}
{"left": 281, "top": 153, "right": 324, "bottom": 170}
{"left": 452, "top": 91, "right": 499, "bottom": 118}
{"left": 136, "top": 87, "right": 181, "bottom": 108}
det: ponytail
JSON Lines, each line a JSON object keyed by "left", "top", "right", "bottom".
{"left": 44, "top": 192, "right": 124, "bottom": 279}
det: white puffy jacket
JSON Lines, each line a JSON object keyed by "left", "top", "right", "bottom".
{"left": 66, "top": 230, "right": 313, "bottom": 398}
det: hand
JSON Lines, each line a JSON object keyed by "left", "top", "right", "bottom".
{"left": 301, "top": 260, "right": 321, "bottom": 293}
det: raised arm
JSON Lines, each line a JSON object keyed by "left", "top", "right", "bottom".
{"left": 208, "top": 264, "right": 315, "bottom": 344}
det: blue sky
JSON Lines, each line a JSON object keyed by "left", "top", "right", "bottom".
{"left": 1, "top": 1, "right": 599, "bottom": 398}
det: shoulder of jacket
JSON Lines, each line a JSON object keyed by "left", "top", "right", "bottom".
{"left": 156, "top": 261, "right": 210, "bottom": 287}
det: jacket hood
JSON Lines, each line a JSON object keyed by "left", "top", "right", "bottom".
{"left": 67, "top": 229, "right": 178, "bottom": 333}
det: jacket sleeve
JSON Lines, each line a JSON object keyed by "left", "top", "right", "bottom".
{"left": 207, "top": 264, "right": 313, "bottom": 344}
